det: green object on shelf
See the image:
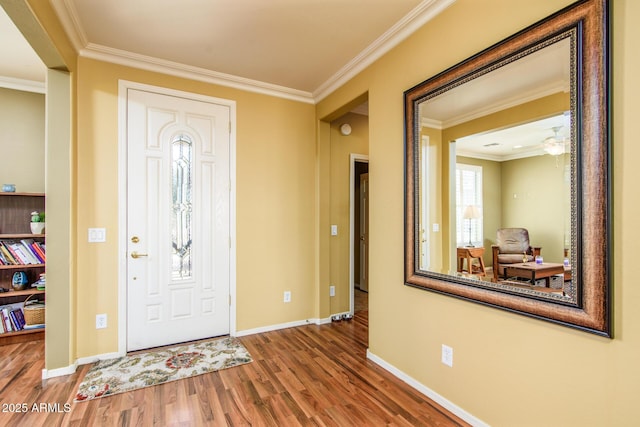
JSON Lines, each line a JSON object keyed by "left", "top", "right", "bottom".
{"left": 30, "top": 211, "right": 45, "bottom": 222}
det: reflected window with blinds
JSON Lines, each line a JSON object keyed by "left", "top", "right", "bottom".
{"left": 456, "top": 164, "right": 483, "bottom": 247}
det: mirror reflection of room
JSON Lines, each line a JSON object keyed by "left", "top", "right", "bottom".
{"left": 417, "top": 37, "right": 573, "bottom": 295}
{"left": 454, "top": 113, "right": 571, "bottom": 292}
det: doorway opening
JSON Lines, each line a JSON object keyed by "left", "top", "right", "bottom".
{"left": 321, "top": 93, "right": 368, "bottom": 325}
{"left": 351, "top": 156, "right": 369, "bottom": 315}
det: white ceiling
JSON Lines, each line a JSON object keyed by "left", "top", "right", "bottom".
{"left": 456, "top": 113, "right": 571, "bottom": 161}
{"left": 0, "top": 0, "right": 457, "bottom": 101}
{"left": 1, "top": 0, "right": 572, "bottom": 153}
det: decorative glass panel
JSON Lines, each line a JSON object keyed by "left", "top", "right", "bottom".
{"left": 171, "top": 134, "right": 193, "bottom": 280}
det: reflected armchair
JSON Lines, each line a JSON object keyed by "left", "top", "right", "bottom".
{"left": 491, "top": 228, "right": 541, "bottom": 281}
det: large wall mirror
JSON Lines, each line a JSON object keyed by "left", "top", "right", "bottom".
{"left": 404, "top": 0, "right": 610, "bottom": 336}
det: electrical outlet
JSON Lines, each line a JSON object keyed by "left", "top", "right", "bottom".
{"left": 284, "top": 291, "right": 291, "bottom": 303}
{"left": 330, "top": 285, "right": 335, "bottom": 297}
{"left": 441, "top": 344, "right": 453, "bottom": 367}
{"left": 96, "top": 313, "right": 107, "bottom": 329}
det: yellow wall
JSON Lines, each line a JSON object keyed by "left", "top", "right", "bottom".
{"left": 75, "top": 57, "right": 316, "bottom": 356}
{"left": 16, "top": 0, "right": 640, "bottom": 424}
{"left": 329, "top": 112, "right": 368, "bottom": 314}
{"left": 0, "top": 88, "right": 45, "bottom": 192}
{"left": 318, "top": 0, "right": 638, "bottom": 425}
{"left": 501, "top": 154, "right": 569, "bottom": 263}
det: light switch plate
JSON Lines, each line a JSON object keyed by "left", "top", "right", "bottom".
{"left": 88, "top": 228, "right": 106, "bottom": 243}
{"left": 331, "top": 225, "right": 338, "bottom": 236}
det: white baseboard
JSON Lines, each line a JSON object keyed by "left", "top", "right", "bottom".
{"left": 317, "top": 316, "right": 332, "bottom": 325}
{"left": 236, "top": 318, "right": 321, "bottom": 336}
{"left": 366, "top": 349, "right": 489, "bottom": 427}
{"left": 234, "top": 313, "right": 355, "bottom": 336}
{"left": 42, "top": 351, "right": 124, "bottom": 380}
{"left": 42, "top": 363, "right": 77, "bottom": 380}
{"left": 76, "top": 351, "right": 123, "bottom": 366}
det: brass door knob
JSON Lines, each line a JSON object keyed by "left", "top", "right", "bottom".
{"left": 131, "top": 251, "right": 148, "bottom": 259}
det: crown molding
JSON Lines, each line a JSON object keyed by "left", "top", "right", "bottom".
{"left": 51, "top": 0, "right": 455, "bottom": 104}
{"left": 0, "top": 76, "right": 45, "bottom": 93}
{"left": 50, "top": 0, "right": 87, "bottom": 52}
{"left": 421, "top": 117, "right": 443, "bottom": 129}
{"left": 456, "top": 148, "right": 544, "bottom": 162}
{"left": 313, "top": 0, "right": 457, "bottom": 102}
{"left": 440, "top": 81, "right": 568, "bottom": 128}
{"left": 80, "top": 44, "right": 314, "bottom": 104}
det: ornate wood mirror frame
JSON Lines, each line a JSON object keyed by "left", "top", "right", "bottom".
{"left": 404, "top": 0, "right": 610, "bottom": 336}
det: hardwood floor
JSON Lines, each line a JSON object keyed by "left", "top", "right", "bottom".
{"left": 354, "top": 288, "right": 368, "bottom": 313}
{"left": 0, "top": 310, "right": 469, "bottom": 426}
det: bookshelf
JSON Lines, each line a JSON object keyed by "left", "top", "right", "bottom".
{"left": 0, "top": 192, "right": 45, "bottom": 345}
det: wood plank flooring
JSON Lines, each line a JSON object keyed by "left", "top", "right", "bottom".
{"left": 0, "top": 306, "right": 469, "bottom": 426}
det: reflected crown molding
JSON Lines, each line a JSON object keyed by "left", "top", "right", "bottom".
{"left": 442, "top": 81, "right": 568, "bottom": 128}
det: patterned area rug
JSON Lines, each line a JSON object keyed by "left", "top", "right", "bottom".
{"left": 74, "top": 337, "right": 252, "bottom": 402}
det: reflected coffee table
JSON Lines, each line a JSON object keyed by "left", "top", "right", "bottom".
{"left": 504, "top": 262, "right": 564, "bottom": 287}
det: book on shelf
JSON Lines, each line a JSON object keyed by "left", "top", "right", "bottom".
{"left": 1, "top": 307, "right": 13, "bottom": 332}
{"left": 8, "top": 309, "right": 24, "bottom": 330}
{"left": 18, "top": 240, "right": 40, "bottom": 264}
{"left": 32, "top": 273, "right": 46, "bottom": 290}
{"left": 0, "top": 239, "right": 46, "bottom": 266}
{"left": 24, "top": 240, "right": 45, "bottom": 263}
{"left": 9, "top": 243, "right": 34, "bottom": 265}
{"left": 0, "top": 306, "right": 29, "bottom": 332}
{"left": 5, "top": 243, "right": 24, "bottom": 264}
{"left": 31, "top": 242, "right": 46, "bottom": 262}
{"left": 23, "top": 323, "right": 44, "bottom": 330}
{"left": 12, "top": 308, "right": 26, "bottom": 330}
{"left": 0, "top": 242, "right": 17, "bottom": 265}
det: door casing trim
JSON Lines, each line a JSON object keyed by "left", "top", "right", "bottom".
{"left": 117, "top": 80, "right": 237, "bottom": 355}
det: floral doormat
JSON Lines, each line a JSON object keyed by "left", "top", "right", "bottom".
{"left": 74, "top": 337, "right": 252, "bottom": 402}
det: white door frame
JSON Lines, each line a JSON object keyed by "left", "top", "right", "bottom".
{"left": 117, "top": 80, "right": 237, "bottom": 355}
{"left": 349, "top": 153, "right": 369, "bottom": 315}
{"left": 420, "top": 135, "right": 431, "bottom": 270}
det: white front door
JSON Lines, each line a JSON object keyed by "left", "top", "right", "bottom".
{"left": 126, "top": 88, "right": 231, "bottom": 351}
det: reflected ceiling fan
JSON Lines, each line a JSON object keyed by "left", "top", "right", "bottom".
{"left": 542, "top": 126, "right": 568, "bottom": 156}
{"left": 509, "top": 126, "right": 569, "bottom": 156}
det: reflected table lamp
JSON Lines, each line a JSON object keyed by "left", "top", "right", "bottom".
{"left": 463, "top": 205, "right": 482, "bottom": 247}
